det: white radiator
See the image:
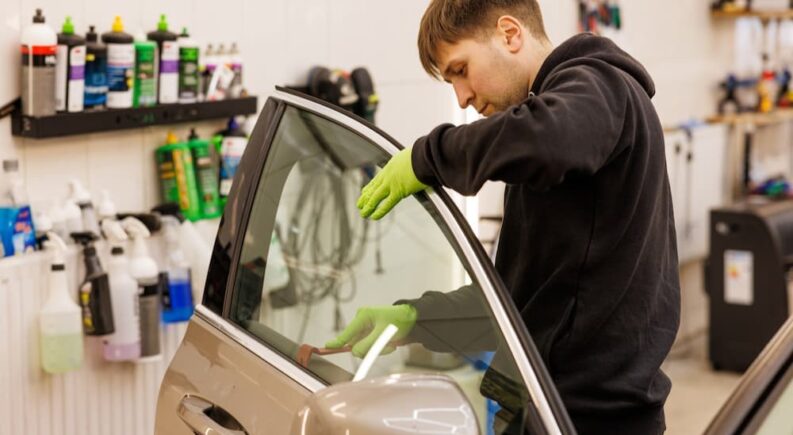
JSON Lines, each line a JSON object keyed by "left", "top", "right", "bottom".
{"left": 0, "top": 247, "right": 188, "bottom": 435}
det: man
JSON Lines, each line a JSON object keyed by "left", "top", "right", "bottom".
{"left": 326, "top": 1, "right": 680, "bottom": 433}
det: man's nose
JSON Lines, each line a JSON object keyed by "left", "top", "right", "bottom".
{"left": 453, "top": 82, "right": 474, "bottom": 109}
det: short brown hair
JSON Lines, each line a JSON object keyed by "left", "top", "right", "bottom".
{"left": 418, "top": 0, "right": 547, "bottom": 79}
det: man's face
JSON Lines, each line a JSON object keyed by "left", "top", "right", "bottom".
{"left": 437, "top": 35, "right": 530, "bottom": 117}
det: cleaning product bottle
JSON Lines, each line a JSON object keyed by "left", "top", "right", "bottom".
{"left": 156, "top": 132, "right": 202, "bottom": 221}
{"left": 160, "top": 215, "right": 194, "bottom": 322}
{"left": 228, "top": 42, "right": 243, "bottom": 98}
{"left": 55, "top": 16, "right": 85, "bottom": 113}
{"left": 21, "top": 8, "right": 57, "bottom": 117}
{"left": 0, "top": 159, "right": 36, "bottom": 256}
{"left": 102, "top": 16, "right": 135, "bottom": 109}
{"left": 133, "top": 32, "right": 157, "bottom": 108}
{"left": 188, "top": 129, "right": 221, "bottom": 218}
{"left": 71, "top": 232, "right": 115, "bottom": 336}
{"left": 147, "top": 14, "right": 179, "bottom": 104}
{"left": 100, "top": 219, "right": 141, "bottom": 361}
{"left": 47, "top": 202, "right": 69, "bottom": 242}
{"left": 121, "top": 217, "right": 162, "bottom": 362}
{"left": 83, "top": 25, "right": 107, "bottom": 109}
{"left": 62, "top": 195, "right": 84, "bottom": 235}
{"left": 39, "top": 232, "right": 83, "bottom": 374}
{"left": 69, "top": 179, "right": 100, "bottom": 235}
{"left": 219, "top": 118, "right": 248, "bottom": 202}
{"left": 97, "top": 189, "right": 117, "bottom": 222}
{"left": 178, "top": 28, "right": 200, "bottom": 104}
{"left": 200, "top": 44, "right": 216, "bottom": 101}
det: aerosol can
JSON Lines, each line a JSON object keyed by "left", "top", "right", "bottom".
{"left": 121, "top": 217, "right": 161, "bottom": 362}
{"left": 39, "top": 232, "right": 83, "bottom": 374}
{"left": 101, "top": 219, "right": 141, "bottom": 361}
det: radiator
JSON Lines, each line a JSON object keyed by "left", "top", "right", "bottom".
{"left": 0, "top": 247, "right": 189, "bottom": 435}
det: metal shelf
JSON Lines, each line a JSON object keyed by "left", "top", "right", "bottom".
{"left": 712, "top": 8, "right": 793, "bottom": 20}
{"left": 708, "top": 109, "right": 793, "bottom": 126}
{"left": 11, "top": 96, "right": 258, "bottom": 139}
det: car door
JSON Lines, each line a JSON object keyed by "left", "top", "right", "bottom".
{"left": 155, "top": 87, "right": 575, "bottom": 435}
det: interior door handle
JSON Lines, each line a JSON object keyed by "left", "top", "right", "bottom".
{"left": 178, "top": 395, "right": 249, "bottom": 435}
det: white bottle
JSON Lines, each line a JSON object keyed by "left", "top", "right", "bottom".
{"left": 121, "top": 217, "right": 161, "bottom": 362}
{"left": 21, "top": 9, "right": 57, "bottom": 116}
{"left": 97, "top": 189, "right": 117, "bottom": 222}
{"left": 39, "top": 232, "right": 84, "bottom": 374}
{"left": 228, "top": 42, "right": 243, "bottom": 98}
{"left": 62, "top": 197, "right": 83, "bottom": 234}
{"left": 69, "top": 179, "right": 99, "bottom": 235}
{"left": 100, "top": 219, "right": 141, "bottom": 361}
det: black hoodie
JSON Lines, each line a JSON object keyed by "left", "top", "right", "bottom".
{"left": 407, "top": 34, "right": 681, "bottom": 434}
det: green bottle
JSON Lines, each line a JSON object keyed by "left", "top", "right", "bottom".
{"left": 133, "top": 35, "right": 156, "bottom": 107}
{"left": 155, "top": 132, "right": 201, "bottom": 221}
{"left": 188, "top": 129, "right": 222, "bottom": 219}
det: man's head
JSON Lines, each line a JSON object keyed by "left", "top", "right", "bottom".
{"left": 418, "top": 0, "right": 552, "bottom": 116}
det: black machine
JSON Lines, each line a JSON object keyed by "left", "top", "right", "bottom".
{"left": 706, "top": 199, "right": 793, "bottom": 372}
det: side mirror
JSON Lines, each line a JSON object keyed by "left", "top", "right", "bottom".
{"left": 290, "top": 373, "right": 481, "bottom": 435}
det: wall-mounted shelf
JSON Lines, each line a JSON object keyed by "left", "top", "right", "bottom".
{"left": 708, "top": 109, "right": 793, "bottom": 126}
{"left": 711, "top": 8, "right": 793, "bottom": 20}
{"left": 11, "top": 97, "right": 258, "bottom": 139}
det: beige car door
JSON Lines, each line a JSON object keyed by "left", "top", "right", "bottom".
{"left": 155, "top": 89, "right": 573, "bottom": 435}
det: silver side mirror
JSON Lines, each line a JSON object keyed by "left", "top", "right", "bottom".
{"left": 290, "top": 373, "right": 481, "bottom": 435}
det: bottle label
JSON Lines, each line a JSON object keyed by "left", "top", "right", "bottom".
{"left": 159, "top": 41, "right": 179, "bottom": 103}
{"left": 178, "top": 46, "right": 199, "bottom": 102}
{"left": 20, "top": 44, "right": 57, "bottom": 116}
{"left": 67, "top": 46, "right": 86, "bottom": 112}
{"left": 134, "top": 46, "right": 157, "bottom": 107}
{"left": 80, "top": 281, "right": 94, "bottom": 331}
{"left": 106, "top": 43, "right": 134, "bottom": 107}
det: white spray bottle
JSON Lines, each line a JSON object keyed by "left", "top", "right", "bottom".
{"left": 39, "top": 232, "right": 84, "bottom": 374}
{"left": 69, "top": 179, "right": 99, "bottom": 235}
{"left": 121, "top": 217, "right": 162, "bottom": 362}
{"left": 100, "top": 219, "right": 141, "bottom": 361}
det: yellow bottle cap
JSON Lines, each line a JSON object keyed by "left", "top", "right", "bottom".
{"left": 166, "top": 132, "right": 178, "bottom": 144}
{"left": 111, "top": 16, "right": 124, "bottom": 32}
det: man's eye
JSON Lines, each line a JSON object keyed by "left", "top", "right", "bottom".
{"left": 458, "top": 66, "right": 466, "bottom": 76}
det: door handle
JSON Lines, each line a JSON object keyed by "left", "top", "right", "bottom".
{"left": 178, "top": 395, "right": 249, "bottom": 435}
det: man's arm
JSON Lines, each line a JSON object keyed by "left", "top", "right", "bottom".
{"left": 412, "top": 60, "right": 631, "bottom": 195}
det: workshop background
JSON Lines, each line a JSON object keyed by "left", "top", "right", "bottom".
{"left": 2, "top": 0, "right": 792, "bottom": 434}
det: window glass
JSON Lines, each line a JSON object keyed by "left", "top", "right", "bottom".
{"left": 230, "top": 105, "right": 534, "bottom": 434}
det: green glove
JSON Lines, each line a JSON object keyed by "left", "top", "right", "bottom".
{"left": 357, "top": 148, "right": 428, "bottom": 220}
{"left": 325, "top": 305, "right": 418, "bottom": 358}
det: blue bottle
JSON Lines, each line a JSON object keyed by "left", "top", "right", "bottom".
{"left": 160, "top": 215, "right": 194, "bottom": 322}
{"left": 83, "top": 26, "right": 107, "bottom": 109}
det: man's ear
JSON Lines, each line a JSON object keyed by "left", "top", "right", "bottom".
{"left": 496, "top": 15, "right": 523, "bottom": 53}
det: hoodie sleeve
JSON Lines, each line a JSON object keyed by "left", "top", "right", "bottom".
{"left": 411, "top": 60, "right": 630, "bottom": 195}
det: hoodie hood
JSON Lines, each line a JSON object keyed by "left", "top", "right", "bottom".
{"left": 531, "top": 33, "right": 655, "bottom": 98}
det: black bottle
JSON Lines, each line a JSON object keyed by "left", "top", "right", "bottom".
{"left": 72, "top": 232, "right": 115, "bottom": 335}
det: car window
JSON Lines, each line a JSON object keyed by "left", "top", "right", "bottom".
{"left": 228, "top": 104, "right": 537, "bottom": 434}
{"left": 753, "top": 363, "right": 793, "bottom": 435}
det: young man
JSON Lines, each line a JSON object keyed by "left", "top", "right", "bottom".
{"left": 327, "top": 1, "right": 680, "bottom": 433}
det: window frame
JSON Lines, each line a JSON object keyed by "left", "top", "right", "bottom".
{"left": 197, "top": 86, "right": 574, "bottom": 435}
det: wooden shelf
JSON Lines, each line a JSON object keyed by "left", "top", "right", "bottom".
{"left": 712, "top": 8, "right": 793, "bottom": 20}
{"left": 708, "top": 108, "right": 793, "bottom": 126}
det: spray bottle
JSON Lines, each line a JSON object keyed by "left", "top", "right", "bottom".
{"left": 71, "top": 232, "right": 115, "bottom": 336}
{"left": 147, "top": 14, "right": 179, "bottom": 104}
{"left": 21, "top": 9, "right": 57, "bottom": 116}
{"left": 69, "top": 179, "right": 100, "bottom": 235}
{"left": 100, "top": 219, "right": 141, "bottom": 361}
{"left": 121, "top": 217, "right": 162, "bottom": 362}
{"left": 160, "top": 214, "right": 195, "bottom": 322}
{"left": 102, "top": 17, "right": 135, "bottom": 109}
{"left": 83, "top": 25, "right": 107, "bottom": 109}
{"left": 178, "top": 28, "right": 200, "bottom": 104}
{"left": 55, "top": 16, "right": 85, "bottom": 113}
{"left": 39, "top": 232, "right": 84, "bottom": 374}
{"left": 97, "top": 189, "right": 117, "bottom": 222}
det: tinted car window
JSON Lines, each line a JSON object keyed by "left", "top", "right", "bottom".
{"left": 229, "top": 105, "right": 535, "bottom": 433}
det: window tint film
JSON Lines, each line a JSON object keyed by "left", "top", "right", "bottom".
{"left": 230, "top": 105, "right": 537, "bottom": 434}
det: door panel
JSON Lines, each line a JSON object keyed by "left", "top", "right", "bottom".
{"left": 155, "top": 310, "right": 311, "bottom": 434}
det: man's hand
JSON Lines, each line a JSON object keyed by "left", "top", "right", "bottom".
{"left": 325, "top": 305, "right": 418, "bottom": 358}
{"left": 357, "top": 148, "right": 428, "bottom": 220}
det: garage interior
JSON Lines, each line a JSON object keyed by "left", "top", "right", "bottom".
{"left": 2, "top": 1, "right": 793, "bottom": 434}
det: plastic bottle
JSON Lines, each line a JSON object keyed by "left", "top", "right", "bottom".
{"left": 62, "top": 196, "right": 84, "bottom": 234}
{"left": 0, "top": 160, "right": 36, "bottom": 256}
{"left": 100, "top": 219, "right": 141, "bottom": 361}
{"left": 83, "top": 25, "right": 108, "bottom": 109}
{"left": 188, "top": 129, "right": 221, "bottom": 218}
{"left": 21, "top": 9, "right": 57, "bottom": 116}
{"left": 133, "top": 32, "right": 157, "bottom": 108}
{"left": 55, "top": 17, "right": 85, "bottom": 113}
{"left": 160, "top": 215, "right": 194, "bottom": 323}
{"left": 155, "top": 132, "right": 202, "bottom": 221}
{"left": 102, "top": 17, "right": 135, "bottom": 109}
{"left": 69, "top": 179, "right": 100, "bottom": 235}
{"left": 219, "top": 118, "right": 248, "bottom": 202}
{"left": 228, "top": 42, "right": 243, "bottom": 98}
{"left": 200, "top": 44, "right": 216, "bottom": 101}
{"left": 206, "top": 44, "right": 235, "bottom": 101}
{"left": 121, "top": 217, "right": 161, "bottom": 362}
{"left": 97, "top": 190, "right": 117, "bottom": 222}
{"left": 147, "top": 14, "right": 179, "bottom": 104}
{"left": 71, "top": 232, "right": 115, "bottom": 336}
{"left": 178, "top": 28, "right": 200, "bottom": 104}
{"left": 39, "top": 232, "right": 83, "bottom": 374}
